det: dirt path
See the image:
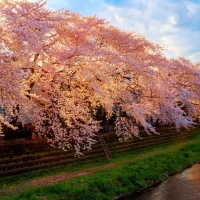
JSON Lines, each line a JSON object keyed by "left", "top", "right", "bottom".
{"left": 29, "top": 163, "right": 116, "bottom": 187}
{"left": 0, "top": 163, "right": 116, "bottom": 197}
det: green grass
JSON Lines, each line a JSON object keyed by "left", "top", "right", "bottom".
{"left": 1, "top": 132, "right": 200, "bottom": 200}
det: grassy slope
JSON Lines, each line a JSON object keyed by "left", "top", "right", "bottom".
{"left": 1, "top": 131, "right": 200, "bottom": 200}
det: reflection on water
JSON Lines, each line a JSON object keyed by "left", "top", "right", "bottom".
{"left": 123, "top": 164, "right": 200, "bottom": 200}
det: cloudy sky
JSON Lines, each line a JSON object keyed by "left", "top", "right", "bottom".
{"left": 33, "top": 0, "right": 200, "bottom": 63}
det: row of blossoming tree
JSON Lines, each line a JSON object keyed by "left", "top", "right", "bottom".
{"left": 0, "top": 0, "right": 200, "bottom": 155}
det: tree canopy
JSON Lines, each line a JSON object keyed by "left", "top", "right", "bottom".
{"left": 0, "top": 0, "right": 200, "bottom": 155}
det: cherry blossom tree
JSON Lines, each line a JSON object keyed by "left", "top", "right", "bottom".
{"left": 0, "top": 0, "right": 199, "bottom": 155}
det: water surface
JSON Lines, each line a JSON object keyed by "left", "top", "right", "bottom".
{"left": 123, "top": 163, "right": 200, "bottom": 200}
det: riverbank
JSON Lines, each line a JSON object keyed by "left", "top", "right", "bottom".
{"left": 1, "top": 131, "right": 200, "bottom": 200}
{"left": 122, "top": 163, "right": 200, "bottom": 200}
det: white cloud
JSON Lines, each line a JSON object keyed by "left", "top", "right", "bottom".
{"left": 187, "top": 2, "right": 200, "bottom": 15}
{"left": 188, "top": 51, "right": 200, "bottom": 63}
{"left": 94, "top": 0, "right": 200, "bottom": 63}
{"left": 168, "top": 15, "right": 178, "bottom": 25}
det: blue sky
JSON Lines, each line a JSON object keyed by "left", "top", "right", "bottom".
{"left": 32, "top": 0, "right": 200, "bottom": 63}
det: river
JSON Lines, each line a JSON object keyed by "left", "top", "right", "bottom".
{"left": 122, "top": 163, "right": 200, "bottom": 200}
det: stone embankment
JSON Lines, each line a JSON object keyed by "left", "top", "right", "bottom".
{"left": 0, "top": 126, "right": 199, "bottom": 176}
